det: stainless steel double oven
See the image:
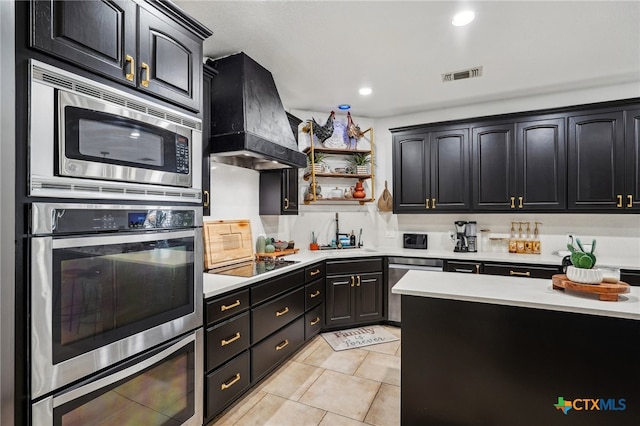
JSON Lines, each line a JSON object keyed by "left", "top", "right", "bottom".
{"left": 29, "top": 203, "right": 203, "bottom": 425}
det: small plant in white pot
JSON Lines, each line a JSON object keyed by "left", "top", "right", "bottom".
{"left": 566, "top": 238, "right": 603, "bottom": 284}
{"left": 307, "top": 151, "right": 326, "bottom": 173}
{"left": 348, "top": 153, "right": 371, "bottom": 175}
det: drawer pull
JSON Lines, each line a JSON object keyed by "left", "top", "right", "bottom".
{"left": 628, "top": 194, "right": 633, "bottom": 208}
{"left": 310, "top": 317, "right": 320, "bottom": 326}
{"left": 221, "top": 332, "right": 241, "bottom": 347}
{"left": 351, "top": 276, "right": 355, "bottom": 287}
{"left": 455, "top": 268, "right": 474, "bottom": 273}
{"left": 310, "top": 268, "right": 321, "bottom": 276}
{"left": 275, "top": 306, "right": 290, "bottom": 317}
{"left": 510, "top": 270, "right": 531, "bottom": 277}
{"left": 220, "top": 299, "right": 241, "bottom": 311}
{"left": 510, "top": 196, "right": 515, "bottom": 209}
{"left": 309, "top": 290, "right": 321, "bottom": 298}
{"left": 432, "top": 198, "right": 436, "bottom": 209}
{"left": 275, "top": 340, "right": 289, "bottom": 351}
{"left": 221, "top": 373, "right": 241, "bottom": 390}
{"left": 125, "top": 54, "right": 135, "bottom": 81}
{"left": 518, "top": 196, "right": 523, "bottom": 209}
{"left": 475, "top": 264, "right": 480, "bottom": 274}
{"left": 617, "top": 194, "right": 623, "bottom": 208}
{"left": 284, "top": 198, "right": 289, "bottom": 210}
{"left": 356, "top": 275, "right": 361, "bottom": 287}
{"left": 425, "top": 198, "right": 430, "bottom": 209}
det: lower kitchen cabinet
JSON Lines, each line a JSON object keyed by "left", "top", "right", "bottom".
{"left": 325, "top": 258, "right": 384, "bottom": 328}
{"left": 483, "top": 262, "right": 562, "bottom": 279}
{"left": 445, "top": 260, "right": 483, "bottom": 274}
{"left": 621, "top": 269, "right": 640, "bottom": 286}
{"left": 204, "top": 263, "right": 325, "bottom": 423}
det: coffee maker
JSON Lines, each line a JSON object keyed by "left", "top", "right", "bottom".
{"left": 453, "top": 221, "right": 468, "bottom": 252}
{"left": 453, "top": 220, "right": 477, "bottom": 253}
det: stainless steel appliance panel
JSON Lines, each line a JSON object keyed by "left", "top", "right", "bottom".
{"left": 32, "top": 329, "right": 203, "bottom": 426}
{"left": 388, "top": 257, "right": 443, "bottom": 323}
{"left": 29, "top": 59, "right": 202, "bottom": 203}
{"left": 30, "top": 203, "right": 203, "bottom": 398}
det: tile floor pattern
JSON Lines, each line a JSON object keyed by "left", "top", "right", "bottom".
{"left": 207, "top": 326, "right": 401, "bottom": 426}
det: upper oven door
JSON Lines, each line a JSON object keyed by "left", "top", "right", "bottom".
{"left": 31, "top": 228, "right": 203, "bottom": 399}
{"left": 58, "top": 90, "right": 193, "bottom": 188}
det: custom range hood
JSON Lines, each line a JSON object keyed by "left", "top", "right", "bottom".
{"left": 208, "top": 52, "right": 307, "bottom": 170}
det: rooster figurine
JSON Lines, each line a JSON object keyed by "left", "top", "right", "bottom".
{"left": 346, "top": 112, "right": 362, "bottom": 149}
{"left": 304, "top": 111, "right": 335, "bottom": 145}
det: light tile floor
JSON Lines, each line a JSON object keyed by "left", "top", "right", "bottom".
{"left": 208, "top": 326, "right": 401, "bottom": 426}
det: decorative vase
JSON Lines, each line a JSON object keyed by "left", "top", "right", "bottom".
{"left": 566, "top": 266, "right": 603, "bottom": 284}
{"left": 353, "top": 182, "right": 366, "bottom": 199}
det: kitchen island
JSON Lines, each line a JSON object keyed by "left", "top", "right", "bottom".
{"left": 392, "top": 271, "right": 640, "bottom": 426}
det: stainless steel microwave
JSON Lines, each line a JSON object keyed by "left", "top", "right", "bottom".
{"left": 29, "top": 60, "right": 202, "bottom": 203}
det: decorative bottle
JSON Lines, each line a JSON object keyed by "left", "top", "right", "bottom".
{"left": 353, "top": 181, "right": 366, "bottom": 199}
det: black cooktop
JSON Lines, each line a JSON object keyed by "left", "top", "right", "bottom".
{"left": 207, "top": 259, "right": 300, "bottom": 278}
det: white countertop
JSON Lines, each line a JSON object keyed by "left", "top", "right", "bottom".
{"left": 391, "top": 269, "right": 640, "bottom": 321}
{"left": 203, "top": 247, "right": 640, "bottom": 299}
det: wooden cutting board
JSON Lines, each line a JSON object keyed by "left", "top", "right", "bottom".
{"left": 203, "top": 220, "right": 253, "bottom": 270}
{"left": 551, "top": 274, "right": 630, "bottom": 301}
{"left": 256, "top": 248, "right": 300, "bottom": 259}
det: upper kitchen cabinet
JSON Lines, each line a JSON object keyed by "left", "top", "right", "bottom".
{"left": 624, "top": 108, "right": 640, "bottom": 211}
{"left": 472, "top": 117, "right": 566, "bottom": 211}
{"left": 567, "top": 110, "right": 626, "bottom": 210}
{"left": 202, "top": 63, "right": 217, "bottom": 216}
{"left": 31, "top": 0, "right": 212, "bottom": 112}
{"left": 392, "top": 126, "right": 469, "bottom": 213}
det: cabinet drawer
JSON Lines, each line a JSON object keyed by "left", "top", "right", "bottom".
{"left": 205, "top": 350, "right": 250, "bottom": 419}
{"left": 305, "top": 279, "right": 324, "bottom": 310}
{"left": 484, "top": 263, "right": 563, "bottom": 279}
{"left": 206, "top": 311, "right": 250, "bottom": 372}
{"left": 251, "top": 316, "right": 304, "bottom": 381}
{"left": 305, "top": 263, "right": 325, "bottom": 283}
{"left": 252, "top": 287, "right": 305, "bottom": 343}
{"left": 206, "top": 289, "right": 250, "bottom": 325}
{"left": 445, "top": 261, "right": 483, "bottom": 274}
{"left": 252, "top": 269, "right": 304, "bottom": 305}
{"left": 326, "top": 258, "right": 383, "bottom": 275}
{"left": 621, "top": 270, "right": 640, "bottom": 286}
{"left": 305, "top": 304, "right": 323, "bottom": 340}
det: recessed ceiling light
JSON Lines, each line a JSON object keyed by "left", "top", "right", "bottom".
{"left": 452, "top": 10, "right": 475, "bottom": 26}
{"left": 359, "top": 87, "right": 372, "bottom": 96}
{"left": 338, "top": 104, "right": 351, "bottom": 110}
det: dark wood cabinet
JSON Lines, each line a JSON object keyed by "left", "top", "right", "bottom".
{"left": 259, "top": 169, "right": 299, "bottom": 215}
{"left": 31, "top": 0, "right": 211, "bottom": 111}
{"left": 472, "top": 117, "right": 565, "bottom": 211}
{"left": 567, "top": 110, "right": 626, "bottom": 210}
{"left": 202, "top": 64, "right": 216, "bottom": 215}
{"left": 444, "top": 260, "right": 483, "bottom": 274}
{"left": 259, "top": 112, "right": 301, "bottom": 215}
{"left": 393, "top": 127, "right": 469, "bottom": 212}
{"left": 483, "top": 262, "right": 562, "bottom": 279}
{"left": 625, "top": 108, "right": 640, "bottom": 211}
{"left": 325, "top": 258, "right": 384, "bottom": 327}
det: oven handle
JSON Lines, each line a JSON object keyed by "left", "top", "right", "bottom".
{"left": 51, "top": 330, "right": 199, "bottom": 408}
{"left": 50, "top": 229, "right": 197, "bottom": 249}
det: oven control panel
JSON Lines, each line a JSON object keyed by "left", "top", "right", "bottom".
{"left": 49, "top": 208, "right": 196, "bottom": 234}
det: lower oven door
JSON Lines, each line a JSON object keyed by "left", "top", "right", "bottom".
{"left": 32, "top": 329, "right": 203, "bottom": 426}
{"left": 31, "top": 229, "right": 203, "bottom": 398}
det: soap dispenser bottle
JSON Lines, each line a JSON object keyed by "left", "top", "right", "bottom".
{"left": 533, "top": 222, "right": 542, "bottom": 254}
{"left": 524, "top": 222, "right": 533, "bottom": 254}
{"left": 516, "top": 222, "right": 525, "bottom": 253}
{"left": 508, "top": 222, "right": 517, "bottom": 253}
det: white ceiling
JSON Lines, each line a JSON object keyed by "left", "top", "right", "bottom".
{"left": 175, "top": 1, "right": 640, "bottom": 118}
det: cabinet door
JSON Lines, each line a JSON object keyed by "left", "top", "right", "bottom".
{"left": 516, "top": 118, "right": 566, "bottom": 210}
{"left": 31, "top": 0, "right": 137, "bottom": 85}
{"left": 472, "top": 123, "right": 516, "bottom": 210}
{"left": 568, "top": 111, "right": 625, "bottom": 210}
{"left": 355, "top": 273, "right": 383, "bottom": 323}
{"left": 625, "top": 108, "right": 640, "bottom": 210}
{"left": 259, "top": 169, "right": 298, "bottom": 215}
{"left": 283, "top": 168, "right": 299, "bottom": 215}
{"left": 325, "top": 275, "right": 355, "bottom": 326}
{"left": 393, "top": 134, "right": 430, "bottom": 212}
{"left": 138, "top": 7, "right": 202, "bottom": 111}
{"left": 431, "top": 128, "right": 470, "bottom": 210}
{"left": 202, "top": 64, "right": 215, "bottom": 216}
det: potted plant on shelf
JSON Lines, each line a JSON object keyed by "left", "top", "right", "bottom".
{"left": 348, "top": 152, "right": 371, "bottom": 175}
{"left": 307, "top": 151, "right": 326, "bottom": 174}
{"left": 566, "top": 238, "right": 603, "bottom": 284}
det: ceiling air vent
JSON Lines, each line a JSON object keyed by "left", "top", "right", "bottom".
{"left": 442, "top": 66, "right": 483, "bottom": 83}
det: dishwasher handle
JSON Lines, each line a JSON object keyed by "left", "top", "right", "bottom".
{"left": 389, "top": 264, "right": 443, "bottom": 272}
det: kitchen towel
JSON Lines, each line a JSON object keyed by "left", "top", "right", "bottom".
{"left": 322, "top": 325, "right": 399, "bottom": 351}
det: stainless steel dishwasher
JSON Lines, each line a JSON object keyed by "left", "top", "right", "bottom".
{"left": 388, "top": 257, "right": 443, "bottom": 324}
